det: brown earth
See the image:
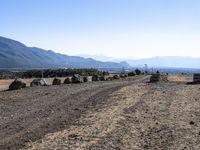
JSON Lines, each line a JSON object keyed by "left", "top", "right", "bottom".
{"left": 1, "top": 75, "right": 200, "bottom": 150}
{"left": 0, "top": 76, "right": 147, "bottom": 150}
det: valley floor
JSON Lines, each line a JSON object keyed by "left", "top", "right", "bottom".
{"left": 1, "top": 75, "right": 200, "bottom": 149}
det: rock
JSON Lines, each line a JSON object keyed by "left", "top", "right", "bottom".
{"left": 99, "top": 76, "right": 106, "bottom": 81}
{"left": 63, "top": 77, "right": 72, "bottom": 84}
{"left": 52, "top": 78, "right": 61, "bottom": 85}
{"left": 30, "top": 78, "right": 48, "bottom": 87}
{"left": 190, "top": 121, "right": 195, "bottom": 125}
{"left": 120, "top": 74, "right": 127, "bottom": 78}
{"left": 113, "top": 75, "right": 120, "bottom": 79}
{"left": 150, "top": 74, "right": 160, "bottom": 83}
{"left": 71, "top": 74, "right": 84, "bottom": 83}
{"left": 9, "top": 79, "right": 26, "bottom": 90}
{"left": 92, "top": 75, "right": 99, "bottom": 81}
{"left": 83, "top": 76, "right": 88, "bottom": 82}
{"left": 193, "top": 73, "right": 200, "bottom": 83}
{"left": 128, "top": 72, "right": 135, "bottom": 76}
{"left": 106, "top": 76, "right": 114, "bottom": 81}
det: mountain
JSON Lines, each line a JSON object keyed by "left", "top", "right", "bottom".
{"left": 80, "top": 54, "right": 200, "bottom": 68}
{"left": 0, "top": 36, "right": 130, "bottom": 69}
{"left": 127, "top": 56, "right": 200, "bottom": 68}
{"left": 80, "top": 54, "right": 117, "bottom": 62}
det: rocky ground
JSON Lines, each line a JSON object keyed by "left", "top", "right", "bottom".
{"left": 1, "top": 75, "right": 200, "bottom": 150}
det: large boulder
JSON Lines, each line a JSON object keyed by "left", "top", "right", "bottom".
{"left": 52, "top": 78, "right": 61, "bottom": 85}
{"left": 150, "top": 74, "right": 160, "bottom": 83}
{"left": 128, "top": 72, "right": 135, "bottom": 76}
{"left": 113, "top": 75, "right": 120, "bottom": 79}
{"left": 120, "top": 74, "right": 127, "bottom": 78}
{"left": 92, "top": 75, "right": 99, "bottom": 81}
{"left": 71, "top": 74, "right": 84, "bottom": 83}
{"left": 106, "top": 76, "right": 114, "bottom": 81}
{"left": 193, "top": 73, "right": 200, "bottom": 83}
{"left": 30, "top": 78, "right": 48, "bottom": 87}
{"left": 63, "top": 77, "right": 72, "bottom": 84}
{"left": 9, "top": 79, "right": 26, "bottom": 90}
{"left": 99, "top": 76, "right": 106, "bottom": 81}
{"left": 83, "top": 76, "right": 89, "bottom": 82}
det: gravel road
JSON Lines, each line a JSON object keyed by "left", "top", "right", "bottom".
{"left": 0, "top": 76, "right": 148, "bottom": 150}
{"left": 23, "top": 77, "right": 200, "bottom": 150}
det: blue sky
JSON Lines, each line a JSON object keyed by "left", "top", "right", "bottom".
{"left": 0, "top": 0, "right": 200, "bottom": 58}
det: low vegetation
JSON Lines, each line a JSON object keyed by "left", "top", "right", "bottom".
{"left": 0, "top": 68, "right": 109, "bottom": 79}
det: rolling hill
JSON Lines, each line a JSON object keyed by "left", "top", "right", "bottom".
{"left": 0, "top": 36, "right": 130, "bottom": 69}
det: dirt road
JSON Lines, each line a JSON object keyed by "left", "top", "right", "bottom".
{"left": 1, "top": 75, "right": 200, "bottom": 150}
{"left": 0, "top": 76, "right": 148, "bottom": 150}
{"left": 24, "top": 76, "right": 200, "bottom": 150}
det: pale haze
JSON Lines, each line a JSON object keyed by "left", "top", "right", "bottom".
{"left": 0, "top": 0, "right": 200, "bottom": 59}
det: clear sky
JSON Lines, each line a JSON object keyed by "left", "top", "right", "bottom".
{"left": 0, "top": 0, "right": 200, "bottom": 59}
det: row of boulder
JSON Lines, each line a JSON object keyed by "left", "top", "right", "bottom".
{"left": 8, "top": 74, "right": 126, "bottom": 90}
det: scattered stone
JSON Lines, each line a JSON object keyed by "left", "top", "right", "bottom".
{"left": 99, "top": 76, "right": 106, "bottom": 81}
{"left": 63, "top": 77, "right": 72, "bottom": 84}
{"left": 113, "top": 75, "right": 120, "bottom": 79}
{"left": 128, "top": 72, "right": 135, "bottom": 76}
{"left": 83, "top": 76, "right": 88, "bottom": 82}
{"left": 190, "top": 121, "right": 195, "bottom": 125}
{"left": 106, "top": 76, "right": 114, "bottom": 81}
{"left": 30, "top": 78, "right": 48, "bottom": 87}
{"left": 9, "top": 79, "right": 26, "bottom": 90}
{"left": 71, "top": 74, "right": 84, "bottom": 83}
{"left": 52, "top": 78, "right": 61, "bottom": 85}
{"left": 193, "top": 73, "right": 200, "bottom": 83}
{"left": 92, "top": 75, "right": 99, "bottom": 81}
{"left": 150, "top": 74, "right": 160, "bottom": 83}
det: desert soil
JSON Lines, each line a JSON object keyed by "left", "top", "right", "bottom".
{"left": 1, "top": 75, "right": 200, "bottom": 150}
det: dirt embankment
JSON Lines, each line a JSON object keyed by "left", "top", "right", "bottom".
{"left": 0, "top": 76, "right": 148, "bottom": 150}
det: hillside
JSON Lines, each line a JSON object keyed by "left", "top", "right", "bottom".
{"left": 0, "top": 36, "right": 130, "bottom": 69}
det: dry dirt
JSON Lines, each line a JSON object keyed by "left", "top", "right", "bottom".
{"left": 1, "top": 75, "right": 200, "bottom": 150}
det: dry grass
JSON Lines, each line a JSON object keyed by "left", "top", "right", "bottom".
{"left": 167, "top": 74, "right": 193, "bottom": 82}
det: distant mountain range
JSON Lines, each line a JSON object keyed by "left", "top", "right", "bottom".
{"left": 1, "top": 36, "right": 200, "bottom": 69}
{"left": 0, "top": 36, "right": 130, "bottom": 69}
{"left": 126, "top": 56, "right": 200, "bottom": 68}
{"left": 81, "top": 55, "right": 200, "bottom": 69}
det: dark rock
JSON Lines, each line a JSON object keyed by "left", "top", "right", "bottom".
{"left": 99, "top": 76, "right": 106, "bottom": 81}
{"left": 190, "top": 121, "right": 195, "bottom": 125}
{"left": 9, "top": 79, "right": 26, "bottom": 90}
{"left": 52, "top": 78, "right": 61, "bottom": 85}
{"left": 63, "top": 77, "right": 72, "bottom": 84}
{"left": 71, "top": 74, "right": 84, "bottom": 83}
{"left": 92, "top": 75, "right": 99, "bottom": 81}
{"left": 113, "top": 75, "right": 120, "bottom": 79}
{"left": 83, "top": 76, "right": 88, "bottom": 82}
{"left": 128, "top": 72, "right": 135, "bottom": 76}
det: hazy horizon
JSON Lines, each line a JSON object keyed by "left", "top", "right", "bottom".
{"left": 1, "top": 0, "right": 200, "bottom": 59}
